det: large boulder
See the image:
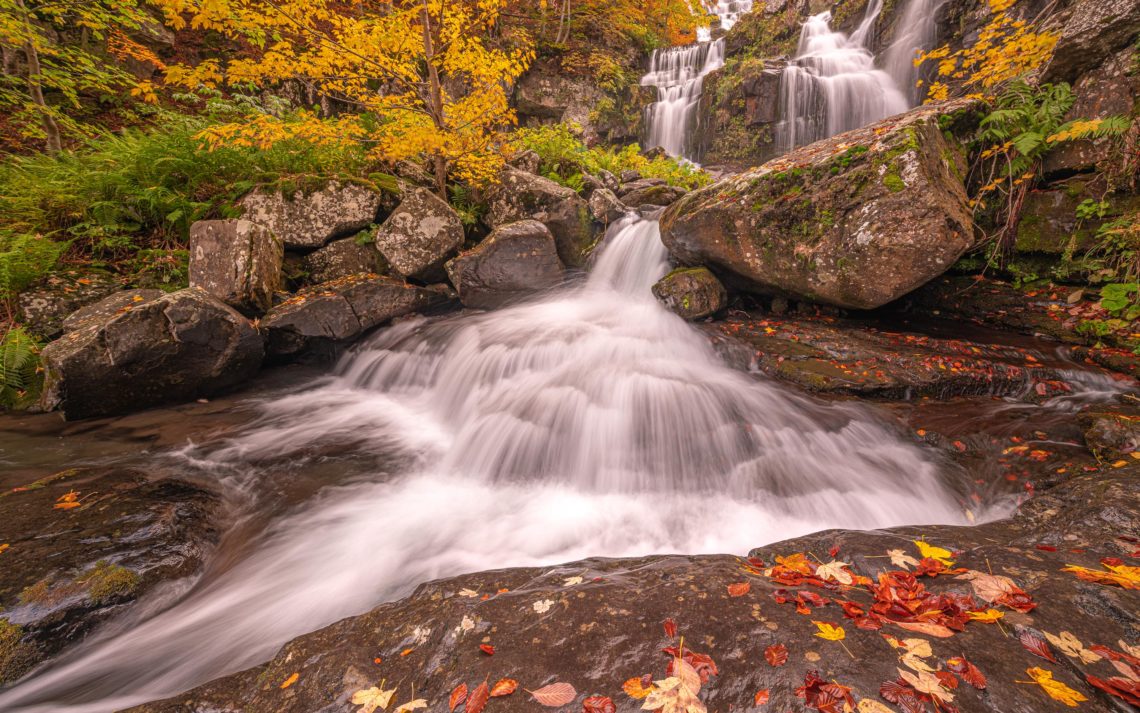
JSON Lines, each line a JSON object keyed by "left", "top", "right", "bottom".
{"left": 621, "top": 183, "right": 688, "bottom": 208}
{"left": 261, "top": 275, "right": 448, "bottom": 359}
{"left": 445, "top": 220, "right": 565, "bottom": 309}
{"left": 374, "top": 187, "right": 465, "bottom": 282}
{"left": 189, "top": 219, "right": 283, "bottom": 315}
{"left": 130, "top": 468, "right": 1140, "bottom": 713}
{"left": 303, "top": 236, "right": 387, "bottom": 285}
{"left": 239, "top": 181, "right": 390, "bottom": 249}
{"left": 61, "top": 289, "right": 164, "bottom": 333}
{"left": 484, "top": 167, "right": 595, "bottom": 267}
{"left": 0, "top": 466, "right": 217, "bottom": 685}
{"left": 588, "top": 188, "right": 628, "bottom": 225}
{"left": 1043, "top": 0, "right": 1140, "bottom": 83}
{"left": 40, "top": 288, "right": 264, "bottom": 420}
{"left": 660, "top": 100, "right": 977, "bottom": 310}
{"left": 652, "top": 267, "right": 727, "bottom": 320}
{"left": 17, "top": 269, "right": 122, "bottom": 339}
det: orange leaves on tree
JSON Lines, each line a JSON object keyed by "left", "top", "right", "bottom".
{"left": 726, "top": 582, "right": 751, "bottom": 597}
{"left": 490, "top": 679, "right": 517, "bottom": 697}
{"left": 527, "top": 682, "right": 577, "bottom": 707}
{"left": 1062, "top": 560, "right": 1140, "bottom": 590}
{"left": 763, "top": 644, "right": 788, "bottom": 667}
{"left": 753, "top": 688, "right": 770, "bottom": 706}
{"left": 449, "top": 683, "right": 468, "bottom": 711}
{"left": 582, "top": 695, "right": 615, "bottom": 713}
{"left": 466, "top": 681, "right": 490, "bottom": 713}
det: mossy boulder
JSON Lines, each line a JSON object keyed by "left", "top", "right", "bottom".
{"left": 660, "top": 100, "right": 979, "bottom": 310}
{"left": 483, "top": 167, "right": 595, "bottom": 268}
{"left": 652, "top": 267, "right": 727, "bottom": 320}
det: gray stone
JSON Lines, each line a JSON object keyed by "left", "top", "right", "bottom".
{"left": 61, "top": 289, "right": 164, "bottom": 333}
{"left": 621, "top": 183, "right": 688, "bottom": 208}
{"left": 302, "top": 236, "right": 387, "bottom": 285}
{"left": 484, "top": 167, "right": 595, "bottom": 267}
{"left": 588, "top": 188, "right": 629, "bottom": 225}
{"left": 509, "top": 149, "right": 542, "bottom": 174}
{"left": 445, "top": 220, "right": 565, "bottom": 309}
{"left": 40, "top": 288, "right": 264, "bottom": 420}
{"left": 189, "top": 219, "right": 283, "bottom": 315}
{"left": 620, "top": 169, "right": 642, "bottom": 183}
{"left": 1043, "top": 0, "right": 1140, "bottom": 83}
{"left": 374, "top": 188, "right": 465, "bottom": 282}
{"left": 261, "top": 275, "right": 447, "bottom": 359}
{"left": 652, "top": 267, "right": 727, "bottom": 320}
{"left": 17, "top": 270, "right": 121, "bottom": 339}
{"left": 239, "top": 181, "right": 389, "bottom": 249}
{"left": 661, "top": 100, "right": 978, "bottom": 310}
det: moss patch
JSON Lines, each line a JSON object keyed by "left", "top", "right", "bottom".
{"left": 883, "top": 172, "right": 905, "bottom": 192}
{"left": 0, "top": 618, "right": 31, "bottom": 684}
{"left": 82, "top": 561, "right": 140, "bottom": 604}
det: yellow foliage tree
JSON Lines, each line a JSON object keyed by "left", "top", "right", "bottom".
{"left": 150, "top": 0, "right": 535, "bottom": 194}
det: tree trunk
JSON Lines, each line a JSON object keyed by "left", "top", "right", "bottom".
{"left": 16, "top": 0, "right": 62, "bottom": 152}
{"left": 421, "top": 0, "right": 450, "bottom": 197}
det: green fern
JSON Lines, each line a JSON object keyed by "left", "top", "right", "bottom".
{"left": 0, "top": 231, "right": 67, "bottom": 301}
{"left": 0, "top": 327, "right": 43, "bottom": 410}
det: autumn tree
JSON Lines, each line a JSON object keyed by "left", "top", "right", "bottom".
{"left": 0, "top": 0, "right": 158, "bottom": 151}
{"left": 151, "top": 0, "right": 534, "bottom": 195}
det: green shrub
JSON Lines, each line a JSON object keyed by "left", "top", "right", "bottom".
{"left": 0, "top": 232, "right": 67, "bottom": 301}
{"left": 0, "top": 326, "right": 43, "bottom": 410}
{"left": 510, "top": 124, "right": 712, "bottom": 191}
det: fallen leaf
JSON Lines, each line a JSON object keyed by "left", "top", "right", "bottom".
{"left": 563, "top": 576, "right": 584, "bottom": 586}
{"left": 898, "top": 669, "right": 954, "bottom": 704}
{"left": 966, "top": 608, "right": 1005, "bottom": 623}
{"left": 641, "top": 676, "right": 704, "bottom": 713}
{"left": 280, "top": 672, "right": 299, "bottom": 689}
{"left": 727, "top": 582, "right": 751, "bottom": 597}
{"left": 449, "top": 683, "right": 468, "bottom": 711}
{"left": 913, "top": 540, "right": 954, "bottom": 566}
{"left": 0, "top": 544, "right": 8, "bottom": 555}
{"left": 815, "top": 561, "right": 854, "bottom": 585}
{"left": 901, "top": 652, "right": 935, "bottom": 673}
{"left": 479, "top": 644, "right": 495, "bottom": 656}
{"left": 529, "top": 682, "right": 577, "bottom": 707}
{"left": 533, "top": 599, "right": 554, "bottom": 614}
{"left": 663, "top": 618, "right": 677, "bottom": 638}
{"left": 1025, "top": 667, "right": 1087, "bottom": 707}
{"left": 352, "top": 686, "right": 397, "bottom": 713}
{"left": 623, "top": 677, "right": 653, "bottom": 700}
{"left": 490, "top": 679, "right": 518, "bottom": 697}
{"left": 458, "top": 588, "right": 479, "bottom": 598}
{"left": 583, "top": 695, "right": 616, "bottom": 713}
{"left": 812, "top": 621, "right": 845, "bottom": 641}
{"left": 1019, "top": 630, "right": 1058, "bottom": 663}
{"left": 466, "top": 681, "right": 490, "bottom": 713}
{"left": 764, "top": 643, "right": 788, "bottom": 667}
{"left": 956, "top": 570, "right": 1016, "bottom": 602}
{"left": 753, "top": 688, "right": 769, "bottom": 705}
{"left": 1062, "top": 562, "right": 1140, "bottom": 589}
{"left": 395, "top": 700, "right": 427, "bottom": 713}
{"left": 888, "top": 549, "right": 919, "bottom": 570}
{"left": 947, "top": 656, "right": 987, "bottom": 689}
{"left": 894, "top": 621, "right": 955, "bottom": 638}
{"left": 1087, "top": 674, "right": 1140, "bottom": 706}
{"left": 857, "top": 700, "right": 894, "bottom": 713}
{"left": 1044, "top": 631, "right": 1102, "bottom": 664}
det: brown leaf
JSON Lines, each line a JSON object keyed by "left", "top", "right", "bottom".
{"left": 764, "top": 643, "right": 788, "bottom": 667}
{"left": 754, "top": 688, "right": 770, "bottom": 705}
{"left": 947, "top": 656, "right": 987, "bottom": 689}
{"left": 1019, "top": 629, "right": 1058, "bottom": 663}
{"left": 528, "top": 682, "right": 577, "bottom": 707}
{"left": 449, "top": 683, "right": 468, "bottom": 712}
{"left": 583, "top": 695, "right": 615, "bottom": 713}
{"left": 466, "top": 681, "right": 489, "bottom": 713}
{"left": 894, "top": 621, "right": 955, "bottom": 638}
{"left": 490, "top": 679, "right": 517, "bottom": 697}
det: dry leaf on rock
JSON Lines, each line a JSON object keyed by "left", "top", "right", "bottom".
{"left": 1044, "top": 631, "right": 1102, "bottom": 664}
{"left": 352, "top": 686, "right": 397, "bottom": 713}
{"left": 1025, "top": 667, "right": 1087, "bottom": 707}
{"left": 529, "top": 682, "right": 577, "bottom": 707}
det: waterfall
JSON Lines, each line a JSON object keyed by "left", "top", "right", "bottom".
{"left": 0, "top": 216, "right": 969, "bottom": 713}
{"left": 642, "top": 1, "right": 753, "bottom": 160}
{"left": 882, "top": 0, "right": 944, "bottom": 104}
{"left": 774, "top": 0, "right": 908, "bottom": 153}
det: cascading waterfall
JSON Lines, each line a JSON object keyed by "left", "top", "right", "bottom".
{"left": 881, "top": 0, "right": 945, "bottom": 104}
{"left": 775, "top": 0, "right": 909, "bottom": 152}
{"left": 642, "top": 1, "right": 752, "bottom": 160}
{"left": 0, "top": 216, "right": 972, "bottom": 713}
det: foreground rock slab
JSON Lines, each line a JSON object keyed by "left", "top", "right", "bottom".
{"left": 660, "top": 100, "right": 978, "bottom": 310}
{"left": 40, "top": 288, "right": 264, "bottom": 420}
{"left": 0, "top": 467, "right": 217, "bottom": 684}
{"left": 130, "top": 468, "right": 1139, "bottom": 713}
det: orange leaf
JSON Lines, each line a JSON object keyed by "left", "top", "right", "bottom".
{"left": 894, "top": 621, "right": 955, "bottom": 638}
{"left": 583, "top": 695, "right": 615, "bottom": 713}
{"left": 280, "top": 672, "right": 299, "bottom": 689}
{"left": 622, "top": 677, "right": 653, "bottom": 700}
{"left": 466, "top": 681, "right": 489, "bottom": 713}
{"left": 54, "top": 501, "right": 82, "bottom": 510}
{"left": 490, "top": 679, "right": 517, "bottom": 697}
{"left": 528, "top": 682, "right": 577, "bottom": 707}
{"left": 764, "top": 644, "right": 788, "bottom": 667}
{"left": 727, "top": 582, "right": 751, "bottom": 597}
{"left": 754, "top": 688, "right": 770, "bottom": 705}
{"left": 479, "top": 644, "right": 495, "bottom": 656}
{"left": 663, "top": 618, "right": 677, "bottom": 638}
{"left": 449, "top": 683, "right": 468, "bottom": 711}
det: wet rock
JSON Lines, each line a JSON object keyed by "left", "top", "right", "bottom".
{"left": 704, "top": 312, "right": 1075, "bottom": 398}
{"left": 445, "top": 220, "right": 565, "bottom": 310}
{"left": 484, "top": 167, "right": 595, "bottom": 268}
{"left": 652, "top": 267, "right": 727, "bottom": 320}
{"left": 1043, "top": 0, "right": 1140, "bottom": 83}
{"left": 261, "top": 275, "right": 448, "bottom": 359}
{"left": 17, "top": 270, "right": 123, "bottom": 339}
{"left": 1079, "top": 403, "right": 1140, "bottom": 462}
{"left": 61, "top": 289, "right": 164, "bottom": 333}
{"left": 621, "top": 183, "right": 687, "bottom": 208}
{"left": 0, "top": 466, "right": 217, "bottom": 684}
{"left": 587, "top": 189, "right": 628, "bottom": 225}
{"left": 130, "top": 468, "right": 1140, "bottom": 713}
{"left": 40, "top": 288, "right": 264, "bottom": 420}
{"left": 374, "top": 187, "right": 465, "bottom": 282}
{"left": 239, "top": 181, "right": 390, "bottom": 250}
{"left": 661, "top": 100, "right": 978, "bottom": 310}
{"left": 302, "top": 236, "right": 387, "bottom": 285}
{"left": 1015, "top": 178, "right": 1140, "bottom": 255}
{"left": 189, "top": 219, "right": 283, "bottom": 315}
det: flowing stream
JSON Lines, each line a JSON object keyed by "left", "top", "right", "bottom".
{"left": 0, "top": 216, "right": 975, "bottom": 713}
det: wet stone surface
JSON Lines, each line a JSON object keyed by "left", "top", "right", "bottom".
{"left": 129, "top": 468, "right": 1139, "bottom": 713}
{"left": 0, "top": 467, "right": 219, "bottom": 684}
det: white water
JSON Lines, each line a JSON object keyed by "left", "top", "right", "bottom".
{"left": 882, "top": 0, "right": 945, "bottom": 104}
{"left": 0, "top": 217, "right": 970, "bottom": 713}
{"left": 775, "top": 0, "right": 909, "bottom": 152}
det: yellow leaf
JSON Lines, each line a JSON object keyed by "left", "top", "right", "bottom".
{"left": 0, "top": 543, "right": 8, "bottom": 555}
{"left": 1024, "top": 667, "right": 1087, "bottom": 707}
{"left": 913, "top": 539, "right": 954, "bottom": 566}
{"left": 280, "top": 672, "right": 299, "bottom": 689}
{"left": 352, "top": 686, "right": 397, "bottom": 713}
{"left": 394, "top": 699, "right": 427, "bottom": 713}
{"left": 812, "top": 621, "right": 845, "bottom": 641}
{"left": 967, "top": 608, "right": 1005, "bottom": 623}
